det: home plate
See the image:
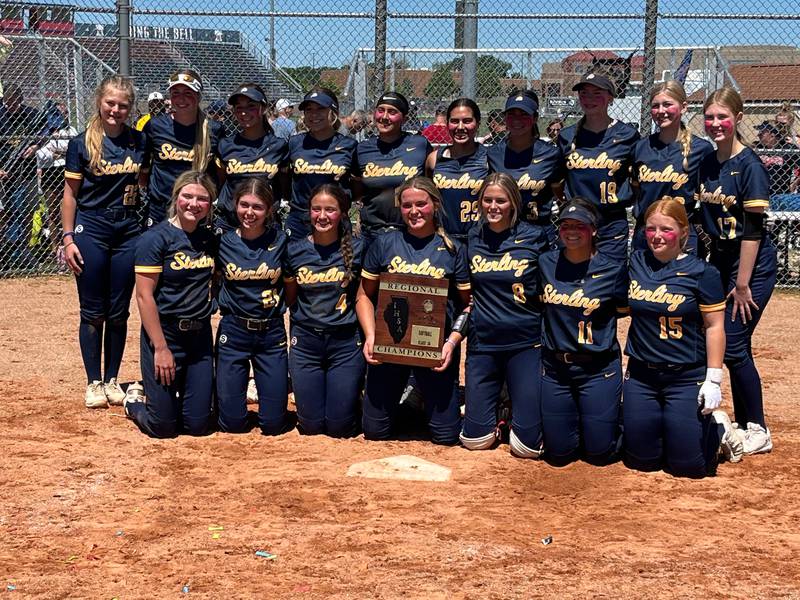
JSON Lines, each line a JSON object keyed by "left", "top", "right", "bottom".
{"left": 346, "top": 455, "right": 452, "bottom": 482}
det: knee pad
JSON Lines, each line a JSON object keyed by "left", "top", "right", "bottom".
{"left": 509, "top": 429, "right": 543, "bottom": 459}
{"left": 459, "top": 430, "right": 497, "bottom": 451}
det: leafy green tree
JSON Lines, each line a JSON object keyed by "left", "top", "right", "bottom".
{"left": 424, "top": 63, "right": 458, "bottom": 99}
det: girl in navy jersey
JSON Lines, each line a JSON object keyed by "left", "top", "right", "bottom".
{"left": 632, "top": 81, "right": 713, "bottom": 254}
{"left": 557, "top": 73, "right": 640, "bottom": 261}
{"left": 488, "top": 91, "right": 563, "bottom": 245}
{"left": 426, "top": 97, "right": 489, "bottom": 241}
{"left": 285, "top": 184, "right": 365, "bottom": 437}
{"left": 697, "top": 88, "right": 777, "bottom": 455}
{"left": 140, "top": 69, "right": 225, "bottom": 226}
{"left": 215, "top": 83, "right": 289, "bottom": 233}
{"left": 62, "top": 75, "right": 145, "bottom": 409}
{"left": 456, "top": 173, "right": 548, "bottom": 458}
{"left": 353, "top": 92, "right": 434, "bottom": 244}
{"left": 538, "top": 198, "right": 628, "bottom": 465}
{"left": 356, "top": 177, "right": 471, "bottom": 445}
{"left": 285, "top": 88, "right": 356, "bottom": 238}
{"left": 126, "top": 171, "right": 218, "bottom": 438}
{"left": 215, "top": 178, "right": 289, "bottom": 435}
{"left": 624, "top": 199, "right": 731, "bottom": 477}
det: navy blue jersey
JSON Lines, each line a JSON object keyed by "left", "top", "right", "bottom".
{"left": 284, "top": 235, "right": 364, "bottom": 329}
{"left": 467, "top": 221, "right": 548, "bottom": 351}
{"left": 432, "top": 145, "right": 489, "bottom": 237}
{"left": 696, "top": 147, "right": 770, "bottom": 241}
{"left": 288, "top": 132, "right": 356, "bottom": 214}
{"left": 625, "top": 250, "right": 725, "bottom": 365}
{"left": 134, "top": 221, "right": 217, "bottom": 319}
{"left": 558, "top": 120, "right": 640, "bottom": 215}
{"left": 216, "top": 227, "right": 288, "bottom": 320}
{"left": 487, "top": 138, "right": 563, "bottom": 224}
{"left": 632, "top": 133, "right": 713, "bottom": 221}
{"left": 65, "top": 128, "right": 146, "bottom": 210}
{"left": 362, "top": 230, "right": 470, "bottom": 325}
{"left": 143, "top": 114, "right": 225, "bottom": 212}
{"left": 216, "top": 133, "right": 289, "bottom": 228}
{"left": 538, "top": 249, "right": 629, "bottom": 354}
{"left": 354, "top": 132, "right": 432, "bottom": 230}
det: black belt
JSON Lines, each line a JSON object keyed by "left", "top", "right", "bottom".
{"left": 162, "top": 317, "right": 207, "bottom": 332}
{"left": 232, "top": 315, "right": 282, "bottom": 331}
{"left": 82, "top": 207, "right": 138, "bottom": 221}
{"left": 552, "top": 350, "right": 616, "bottom": 365}
{"left": 632, "top": 358, "right": 703, "bottom": 372}
{"left": 294, "top": 321, "right": 358, "bottom": 336}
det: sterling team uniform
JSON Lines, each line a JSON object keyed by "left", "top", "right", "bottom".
{"left": 285, "top": 132, "right": 356, "bottom": 238}
{"left": 538, "top": 249, "right": 628, "bottom": 464}
{"left": 142, "top": 113, "right": 225, "bottom": 225}
{"left": 354, "top": 132, "right": 432, "bottom": 241}
{"left": 361, "top": 229, "right": 470, "bottom": 444}
{"left": 462, "top": 220, "right": 548, "bottom": 457}
{"left": 623, "top": 250, "right": 726, "bottom": 477}
{"left": 216, "top": 226, "right": 289, "bottom": 435}
{"left": 215, "top": 132, "right": 288, "bottom": 232}
{"left": 431, "top": 144, "right": 489, "bottom": 240}
{"left": 487, "top": 138, "right": 563, "bottom": 245}
{"left": 697, "top": 146, "right": 776, "bottom": 434}
{"left": 285, "top": 235, "right": 365, "bottom": 437}
{"left": 65, "top": 127, "right": 146, "bottom": 388}
{"left": 131, "top": 221, "right": 218, "bottom": 438}
{"left": 558, "top": 121, "right": 640, "bottom": 260}
{"left": 632, "top": 133, "right": 713, "bottom": 253}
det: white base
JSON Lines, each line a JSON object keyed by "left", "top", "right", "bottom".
{"left": 346, "top": 454, "right": 452, "bottom": 482}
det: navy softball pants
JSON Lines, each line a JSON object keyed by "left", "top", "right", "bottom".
{"left": 215, "top": 315, "right": 289, "bottom": 435}
{"left": 463, "top": 345, "right": 543, "bottom": 451}
{"left": 623, "top": 359, "right": 719, "bottom": 478}
{"left": 130, "top": 320, "right": 213, "bottom": 438}
{"left": 289, "top": 323, "right": 365, "bottom": 438}
{"left": 362, "top": 351, "right": 461, "bottom": 445}
{"left": 540, "top": 351, "right": 622, "bottom": 465}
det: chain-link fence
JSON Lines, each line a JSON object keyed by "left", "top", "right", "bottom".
{"left": 2, "top": 1, "right": 800, "bottom": 285}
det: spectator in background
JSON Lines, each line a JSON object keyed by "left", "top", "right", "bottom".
{"left": 775, "top": 103, "right": 800, "bottom": 146}
{"left": 340, "top": 109, "right": 368, "bottom": 142}
{"left": 754, "top": 120, "right": 800, "bottom": 195}
{"left": 135, "top": 91, "right": 167, "bottom": 131}
{"left": 272, "top": 98, "right": 296, "bottom": 140}
{"left": 477, "top": 109, "right": 506, "bottom": 145}
{"left": 0, "top": 85, "right": 47, "bottom": 270}
{"left": 545, "top": 118, "right": 563, "bottom": 144}
{"left": 36, "top": 100, "right": 77, "bottom": 258}
{"left": 421, "top": 106, "right": 453, "bottom": 145}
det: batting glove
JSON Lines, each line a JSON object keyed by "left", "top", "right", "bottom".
{"left": 698, "top": 367, "right": 723, "bottom": 415}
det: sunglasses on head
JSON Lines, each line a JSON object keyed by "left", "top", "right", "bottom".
{"left": 170, "top": 73, "right": 198, "bottom": 84}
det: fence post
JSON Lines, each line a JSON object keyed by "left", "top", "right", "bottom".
{"left": 116, "top": 0, "right": 131, "bottom": 76}
{"left": 374, "top": 0, "right": 387, "bottom": 97}
{"left": 640, "top": 0, "right": 658, "bottom": 134}
{"left": 462, "top": 0, "right": 478, "bottom": 98}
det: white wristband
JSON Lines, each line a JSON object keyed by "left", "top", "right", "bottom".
{"left": 705, "top": 367, "right": 723, "bottom": 385}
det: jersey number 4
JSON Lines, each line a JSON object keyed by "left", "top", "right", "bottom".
{"left": 335, "top": 293, "right": 348, "bottom": 314}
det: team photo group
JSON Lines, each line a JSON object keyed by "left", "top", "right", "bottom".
{"left": 61, "top": 64, "right": 775, "bottom": 479}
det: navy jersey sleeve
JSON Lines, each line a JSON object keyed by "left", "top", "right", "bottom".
{"left": 135, "top": 228, "right": 166, "bottom": 274}
{"left": 361, "top": 234, "right": 385, "bottom": 280}
{"left": 454, "top": 242, "right": 471, "bottom": 291}
{"left": 65, "top": 137, "right": 85, "bottom": 181}
{"left": 741, "top": 158, "right": 771, "bottom": 211}
{"left": 141, "top": 119, "right": 154, "bottom": 169}
{"left": 614, "top": 263, "right": 630, "bottom": 314}
{"left": 698, "top": 263, "right": 726, "bottom": 312}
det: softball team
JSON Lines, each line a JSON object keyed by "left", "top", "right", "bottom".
{"left": 141, "top": 69, "right": 225, "bottom": 226}
{"left": 62, "top": 74, "right": 145, "bottom": 408}
{"left": 285, "top": 88, "right": 356, "bottom": 238}
{"left": 58, "top": 75, "right": 777, "bottom": 473}
{"left": 284, "top": 184, "right": 365, "bottom": 437}
{"left": 215, "top": 178, "right": 289, "bottom": 435}
{"left": 697, "top": 88, "right": 777, "bottom": 455}
{"left": 557, "top": 73, "right": 640, "bottom": 261}
{"left": 215, "top": 83, "right": 288, "bottom": 232}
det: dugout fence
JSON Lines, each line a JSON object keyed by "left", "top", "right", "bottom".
{"left": 2, "top": 1, "right": 800, "bottom": 287}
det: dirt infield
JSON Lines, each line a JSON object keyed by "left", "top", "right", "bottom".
{"left": 1, "top": 276, "right": 799, "bottom": 599}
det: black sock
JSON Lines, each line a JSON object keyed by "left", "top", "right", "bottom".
{"left": 728, "top": 356, "right": 766, "bottom": 428}
{"left": 79, "top": 321, "right": 104, "bottom": 383}
{"left": 103, "top": 319, "right": 128, "bottom": 381}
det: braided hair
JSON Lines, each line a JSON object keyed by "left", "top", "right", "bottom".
{"left": 650, "top": 80, "right": 692, "bottom": 171}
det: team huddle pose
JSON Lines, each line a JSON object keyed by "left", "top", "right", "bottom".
{"left": 62, "top": 67, "right": 775, "bottom": 478}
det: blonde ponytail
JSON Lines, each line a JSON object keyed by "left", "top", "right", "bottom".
{"left": 192, "top": 110, "right": 212, "bottom": 172}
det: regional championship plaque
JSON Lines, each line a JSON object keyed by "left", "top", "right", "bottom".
{"left": 373, "top": 273, "right": 450, "bottom": 368}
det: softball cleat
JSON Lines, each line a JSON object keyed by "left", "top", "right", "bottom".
{"left": 103, "top": 378, "right": 126, "bottom": 406}
{"left": 84, "top": 380, "right": 108, "bottom": 409}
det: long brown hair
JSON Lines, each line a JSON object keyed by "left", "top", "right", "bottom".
{"left": 233, "top": 177, "right": 275, "bottom": 228}
{"left": 86, "top": 75, "right": 135, "bottom": 173}
{"left": 394, "top": 176, "right": 456, "bottom": 254}
{"left": 309, "top": 183, "right": 355, "bottom": 287}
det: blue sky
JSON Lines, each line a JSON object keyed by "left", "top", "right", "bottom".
{"left": 67, "top": 0, "right": 800, "bottom": 70}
